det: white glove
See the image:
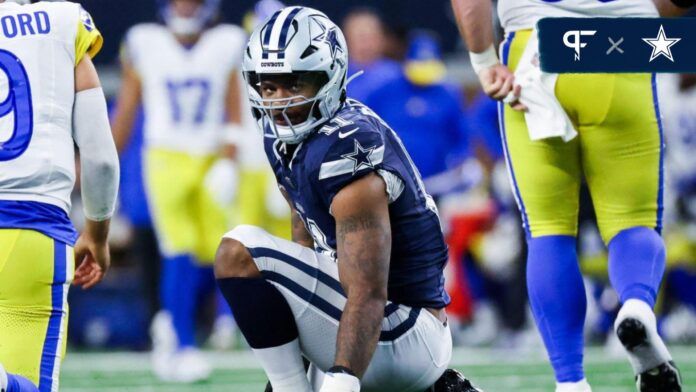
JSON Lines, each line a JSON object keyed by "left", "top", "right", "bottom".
{"left": 204, "top": 158, "right": 239, "bottom": 206}
{"left": 319, "top": 372, "right": 361, "bottom": 392}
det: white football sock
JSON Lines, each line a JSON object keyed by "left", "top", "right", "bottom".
{"left": 252, "top": 339, "right": 312, "bottom": 392}
{"left": 555, "top": 378, "right": 591, "bottom": 392}
{"left": 615, "top": 299, "right": 672, "bottom": 374}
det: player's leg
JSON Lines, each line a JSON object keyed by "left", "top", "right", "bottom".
{"left": 215, "top": 226, "right": 310, "bottom": 392}
{"left": 0, "top": 230, "right": 73, "bottom": 392}
{"left": 580, "top": 73, "right": 679, "bottom": 390}
{"left": 195, "top": 157, "right": 238, "bottom": 350}
{"left": 215, "top": 225, "right": 455, "bottom": 392}
{"left": 144, "top": 149, "right": 209, "bottom": 380}
{"left": 0, "top": 363, "right": 38, "bottom": 392}
{"left": 500, "top": 30, "right": 588, "bottom": 389}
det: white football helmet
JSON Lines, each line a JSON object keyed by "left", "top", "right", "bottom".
{"left": 243, "top": 6, "right": 349, "bottom": 144}
{"left": 158, "top": 0, "right": 220, "bottom": 36}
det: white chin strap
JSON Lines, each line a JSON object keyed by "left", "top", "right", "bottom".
{"left": 167, "top": 16, "right": 203, "bottom": 36}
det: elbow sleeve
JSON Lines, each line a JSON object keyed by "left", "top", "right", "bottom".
{"left": 73, "top": 87, "right": 120, "bottom": 221}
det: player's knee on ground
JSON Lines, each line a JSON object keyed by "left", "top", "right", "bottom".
{"left": 214, "top": 231, "right": 261, "bottom": 279}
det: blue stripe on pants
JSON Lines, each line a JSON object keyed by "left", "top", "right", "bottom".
{"left": 497, "top": 31, "right": 531, "bottom": 237}
{"left": 262, "top": 270, "right": 419, "bottom": 342}
{"left": 39, "top": 240, "right": 67, "bottom": 392}
{"left": 248, "top": 247, "right": 346, "bottom": 296}
{"left": 650, "top": 73, "right": 664, "bottom": 233}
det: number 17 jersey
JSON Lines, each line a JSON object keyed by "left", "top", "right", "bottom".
{"left": 123, "top": 23, "right": 247, "bottom": 155}
{"left": 0, "top": 1, "right": 102, "bottom": 219}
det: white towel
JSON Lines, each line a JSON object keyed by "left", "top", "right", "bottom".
{"left": 514, "top": 29, "right": 577, "bottom": 142}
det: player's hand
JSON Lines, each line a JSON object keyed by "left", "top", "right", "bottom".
{"left": 478, "top": 64, "right": 526, "bottom": 112}
{"left": 73, "top": 228, "right": 110, "bottom": 289}
{"left": 204, "top": 158, "right": 239, "bottom": 206}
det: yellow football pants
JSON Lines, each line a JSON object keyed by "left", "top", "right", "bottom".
{"left": 500, "top": 30, "right": 663, "bottom": 244}
{"left": 0, "top": 229, "right": 73, "bottom": 390}
{"left": 144, "top": 149, "right": 231, "bottom": 263}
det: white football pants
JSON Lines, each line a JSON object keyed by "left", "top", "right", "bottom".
{"left": 223, "top": 225, "right": 452, "bottom": 392}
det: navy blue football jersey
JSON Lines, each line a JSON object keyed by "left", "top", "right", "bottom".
{"left": 264, "top": 99, "right": 450, "bottom": 309}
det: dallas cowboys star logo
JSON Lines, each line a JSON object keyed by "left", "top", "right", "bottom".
{"left": 342, "top": 140, "right": 376, "bottom": 174}
{"left": 311, "top": 18, "right": 327, "bottom": 43}
{"left": 325, "top": 28, "right": 344, "bottom": 61}
{"left": 642, "top": 25, "right": 681, "bottom": 63}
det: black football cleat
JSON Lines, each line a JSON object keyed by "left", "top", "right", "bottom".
{"left": 616, "top": 317, "right": 682, "bottom": 392}
{"left": 635, "top": 361, "right": 682, "bottom": 392}
{"left": 427, "top": 369, "right": 483, "bottom": 392}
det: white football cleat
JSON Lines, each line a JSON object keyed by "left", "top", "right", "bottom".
{"left": 208, "top": 315, "right": 237, "bottom": 351}
{"left": 615, "top": 299, "right": 682, "bottom": 391}
{"left": 556, "top": 378, "right": 592, "bottom": 392}
{"left": 168, "top": 348, "right": 212, "bottom": 383}
{"left": 150, "top": 311, "right": 178, "bottom": 381}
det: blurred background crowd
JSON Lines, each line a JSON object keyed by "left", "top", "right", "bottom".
{"left": 68, "top": 0, "right": 696, "bottom": 371}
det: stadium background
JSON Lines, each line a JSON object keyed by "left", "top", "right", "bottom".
{"left": 60, "top": 0, "right": 696, "bottom": 390}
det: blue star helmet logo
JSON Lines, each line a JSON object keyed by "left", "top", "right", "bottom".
{"left": 325, "top": 28, "right": 343, "bottom": 61}
{"left": 341, "top": 139, "right": 376, "bottom": 174}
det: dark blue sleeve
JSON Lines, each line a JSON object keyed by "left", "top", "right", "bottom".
{"left": 313, "top": 125, "right": 386, "bottom": 208}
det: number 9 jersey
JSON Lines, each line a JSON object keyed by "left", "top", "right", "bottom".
{"left": 0, "top": 1, "right": 102, "bottom": 218}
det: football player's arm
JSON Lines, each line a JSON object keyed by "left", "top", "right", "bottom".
{"left": 653, "top": 0, "right": 695, "bottom": 16}
{"left": 330, "top": 173, "right": 391, "bottom": 380}
{"left": 73, "top": 54, "right": 119, "bottom": 289}
{"left": 280, "top": 188, "right": 314, "bottom": 248}
{"left": 202, "top": 70, "right": 245, "bottom": 206}
{"left": 451, "top": 0, "right": 524, "bottom": 110}
{"left": 291, "top": 209, "right": 314, "bottom": 248}
{"left": 222, "top": 69, "right": 244, "bottom": 160}
{"left": 110, "top": 58, "right": 142, "bottom": 153}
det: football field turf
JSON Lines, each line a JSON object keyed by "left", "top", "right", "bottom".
{"left": 60, "top": 346, "right": 695, "bottom": 391}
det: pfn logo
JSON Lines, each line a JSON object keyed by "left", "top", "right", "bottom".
{"left": 563, "top": 30, "right": 596, "bottom": 61}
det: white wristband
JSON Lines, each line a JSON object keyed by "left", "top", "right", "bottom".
{"left": 222, "top": 124, "right": 245, "bottom": 145}
{"left": 469, "top": 45, "right": 499, "bottom": 75}
{"left": 320, "top": 372, "right": 361, "bottom": 392}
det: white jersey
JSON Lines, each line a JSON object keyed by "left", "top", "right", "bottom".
{"left": 498, "top": 0, "right": 658, "bottom": 33}
{"left": 0, "top": 1, "right": 102, "bottom": 214}
{"left": 125, "top": 23, "right": 247, "bottom": 155}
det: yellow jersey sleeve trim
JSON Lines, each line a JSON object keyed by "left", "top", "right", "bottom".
{"left": 75, "top": 10, "right": 103, "bottom": 65}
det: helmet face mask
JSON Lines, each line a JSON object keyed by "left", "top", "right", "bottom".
{"left": 243, "top": 7, "right": 349, "bottom": 144}
{"left": 159, "top": 0, "right": 220, "bottom": 36}
{"left": 246, "top": 71, "right": 330, "bottom": 142}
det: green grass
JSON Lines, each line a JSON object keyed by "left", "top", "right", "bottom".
{"left": 59, "top": 346, "right": 696, "bottom": 391}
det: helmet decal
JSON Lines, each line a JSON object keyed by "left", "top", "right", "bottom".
{"left": 261, "top": 6, "right": 302, "bottom": 60}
